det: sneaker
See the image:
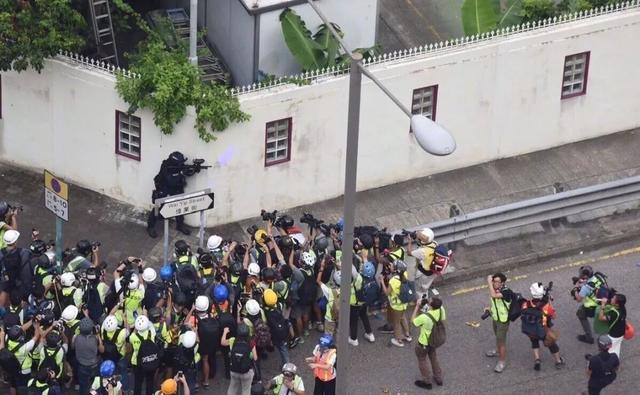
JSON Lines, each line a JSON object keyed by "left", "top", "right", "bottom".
{"left": 364, "top": 332, "right": 375, "bottom": 343}
{"left": 378, "top": 324, "right": 394, "bottom": 334}
{"left": 494, "top": 361, "right": 506, "bottom": 373}
{"left": 534, "top": 359, "right": 541, "bottom": 371}
{"left": 316, "top": 322, "right": 325, "bottom": 332}
{"left": 577, "top": 335, "right": 595, "bottom": 344}
{"left": 555, "top": 357, "right": 566, "bottom": 369}
{"left": 390, "top": 338, "right": 404, "bottom": 348}
{"left": 485, "top": 349, "right": 498, "bottom": 357}
{"left": 348, "top": 338, "right": 359, "bottom": 346}
{"left": 288, "top": 337, "right": 301, "bottom": 349}
{"left": 404, "top": 336, "right": 413, "bottom": 343}
{"left": 414, "top": 380, "right": 433, "bottom": 390}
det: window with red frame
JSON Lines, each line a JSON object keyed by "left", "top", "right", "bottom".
{"left": 116, "top": 111, "right": 141, "bottom": 160}
{"left": 265, "top": 118, "right": 292, "bottom": 166}
{"left": 561, "top": 52, "right": 590, "bottom": 99}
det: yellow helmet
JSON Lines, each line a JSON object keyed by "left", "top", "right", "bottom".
{"left": 161, "top": 379, "right": 177, "bottom": 395}
{"left": 254, "top": 229, "right": 268, "bottom": 246}
{"left": 263, "top": 289, "right": 278, "bottom": 306}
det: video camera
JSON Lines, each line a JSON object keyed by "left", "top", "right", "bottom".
{"left": 8, "top": 203, "right": 23, "bottom": 213}
{"left": 168, "top": 158, "right": 211, "bottom": 176}
{"left": 300, "top": 212, "right": 324, "bottom": 229}
{"left": 401, "top": 229, "right": 417, "bottom": 240}
{"left": 260, "top": 209, "right": 278, "bottom": 222}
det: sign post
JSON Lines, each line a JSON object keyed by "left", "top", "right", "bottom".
{"left": 44, "top": 170, "right": 69, "bottom": 265}
{"left": 154, "top": 189, "right": 215, "bottom": 264}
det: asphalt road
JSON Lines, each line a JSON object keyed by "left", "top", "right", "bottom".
{"left": 196, "top": 239, "right": 640, "bottom": 394}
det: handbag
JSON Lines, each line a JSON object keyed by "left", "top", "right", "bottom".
{"left": 543, "top": 327, "right": 559, "bottom": 347}
{"left": 624, "top": 321, "right": 635, "bottom": 340}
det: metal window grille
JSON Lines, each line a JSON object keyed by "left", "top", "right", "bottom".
{"left": 411, "top": 85, "right": 437, "bottom": 120}
{"left": 116, "top": 111, "right": 141, "bottom": 160}
{"left": 265, "top": 118, "right": 291, "bottom": 165}
{"left": 562, "top": 52, "right": 589, "bottom": 98}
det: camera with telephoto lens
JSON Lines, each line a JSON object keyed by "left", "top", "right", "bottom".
{"left": 234, "top": 242, "right": 248, "bottom": 257}
{"left": 300, "top": 212, "right": 324, "bottom": 229}
{"left": 8, "top": 204, "right": 23, "bottom": 213}
{"left": 246, "top": 225, "right": 259, "bottom": 237}
{"left": 401, "top": 229, "right": 417, "bottom": 240}
{"left": 481, "top": 310, "right": 491, "bottom": 320}
{"left": 260, "top": 209, "right": 278, "bottom": 222}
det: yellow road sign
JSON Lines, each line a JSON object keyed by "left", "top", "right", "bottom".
{"left": 44, "top": 170, "right": 69, "bottom": 200}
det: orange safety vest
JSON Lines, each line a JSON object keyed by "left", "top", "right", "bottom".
{"left": 313, "top": 349, "right": 336, "bottom": 382}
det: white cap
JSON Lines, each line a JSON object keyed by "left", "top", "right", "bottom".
{"left": 207, "top": 235, "right": 223, "bottom": 251}
{"left": 142, "top": 268, "right": 157, "bottom": 283}
{"left": 530, "top": 282, "right": 545, "bottom": 299}
{"left": 3, "top": 230, "right": 19, "bottom": 245}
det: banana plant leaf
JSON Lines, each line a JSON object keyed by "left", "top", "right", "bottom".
{"left": 498, "top": 0, "right": 524, "bottom": 27}
{"left": 280, "top": 8, "right": 326, "bottom": 70}
{"left": 336, "top": 45, "right": 382, "bottom": 68}
{"left": 461, "top": 0, "right": 500, "bottom": 35}
{"left": 313, "top": 23, "right": 342, "bottom": 68}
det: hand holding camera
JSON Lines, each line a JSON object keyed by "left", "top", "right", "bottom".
{"left": 481, "top": 308, "right": 491, "bottom": 320}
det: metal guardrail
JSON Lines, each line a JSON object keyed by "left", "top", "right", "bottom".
{"left": 406, "top": 175, "right": 640, "bottom": 244}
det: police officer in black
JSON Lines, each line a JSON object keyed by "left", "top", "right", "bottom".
{"left": 584, "top": 335, "right": 619, "bottom": 395}
{"left": 147, "top": 151, "right": 193, "bottom": 238}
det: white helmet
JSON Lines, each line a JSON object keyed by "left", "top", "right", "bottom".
{"left": 207, "top": 235, "right": 223, "bottom": 251}
{"left": 61, "top": 305, "right": 78, "bottom": 322}
{"left": 245, "top": 299, "right": 260, "bottom": 316}
{"left": 142, "top": 268, "right": 157, "bottom": 283}
{"left": 332, "top": 270, "right": 341, "bottom": 286}
{"left": 417, "top": 228, "right": 435, "bottom": 244}
{"left": 290, "top": 233, "right": 306, "bottom": 246}
{"left": 128, "top": 274, "right": 140, "bottom": 290}
{"left": 301, "top": 251, "right": 316, "bottom": 267}
{"left": 530, "top": 282, "right": 545, "bottom": 299}
{"left": 3, "top": 230, "right": 19, "bottom": 245}
{"left": 195, "top": 295, "right": 210, "bottom": 312}
{"left": 248, "top": 263, "right": 260, "bottom": 277}
{"left": 60, "top": 272, "right": 76, "bottom": 287}
{"left": 181, "top": 330, "right": 197, "bottom": 349}
{"left": 134, "top": 315, "right": 150, "bottom": 332}
{"left": 102, "top": 315, "right": 119, "bottom": 332}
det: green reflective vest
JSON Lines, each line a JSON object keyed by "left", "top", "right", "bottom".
{"left": 490, "top": 296, "right": 510, "bottom": 323}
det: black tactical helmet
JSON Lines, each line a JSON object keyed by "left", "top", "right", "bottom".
{"left": 7, "top": 325, "right": 24, "bottom": 341}
{"left": 280, "top": 215, "right": 294, "bottom": 229}
{"left": 175, "top": 240, "right": 189, "bottom": 256}
{"left": 148, "top": 307, "right": 162, "bottom": 322}
{"left": 40, "top": 310, "right": 55, "bottom": 327}
{"left": 168, "top": 151, "right": 187, "bottom": 164}
{"left": 262, "top": 267, "right": 276, "bottom": 282}
{"left": 79, "top": 318, "right": 94, "bottom": 335}
{"left": 86, "top": 267, "right": 100, "bottom": 282}
{"left": 314, "top": 235, "right": 329, "bottom": 251}
{"left": 237, "top": 323, "right": 250, "bottom": 339}
{"left": 46, "top": 331, "right": 62, "bottom": 348}
{"left": 198, "top": 253, "right": 214, "bottom": 268}
{"left": 230, "top": 261, "right": 243, "bottom": 276}
{"left": 359, "top": 234, "right": 374, "bottom": 249}
{"left": 30, "top": 240, "right": 48, "bottom": 256}
{"left": 0, "top": 201, "right": 8, "bottom": 218}
{"left": 76, "top": 240, "right": 92, "bottom": 256}
{"left": 173, "top": 291, "right": 187, "bottom": 307}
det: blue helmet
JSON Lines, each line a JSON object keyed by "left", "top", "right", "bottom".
{"left": 159, "top": 264, "right": 174, "bottom": 282}
{"left": 213, "top": 284, "right": 229, "bottom": 302}
{"left": 363, "top": 262, "right": 375, "bottom": 278}
{"left": 100, "top": 360, "right": 116, "bottom": 378}
{"left": 319, "top": 334, "right": 334, "bottom": 348}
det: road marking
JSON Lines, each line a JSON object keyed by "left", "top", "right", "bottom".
{"left": 449, "top": 245, "right": 640, "bottom": 296}
{"left": 405, "top": 0, "right": 442, "bottom": 41}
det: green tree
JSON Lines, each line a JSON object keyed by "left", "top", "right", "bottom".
{"left": 0, "top": 0, "right": 85, "bottom": 72}
{"left": 521, "top": 0, "right": 557, "bottom": 23}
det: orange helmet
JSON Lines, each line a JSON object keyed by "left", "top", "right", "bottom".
{"left": 161, "top": 379, "right": 177, "bottom": 395}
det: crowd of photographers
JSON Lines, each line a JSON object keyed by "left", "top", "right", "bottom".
{"left": 0, "top": 201, "right": 457, "bottom": 395}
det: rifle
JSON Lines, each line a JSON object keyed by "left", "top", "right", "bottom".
{"left": 167, "top": 159, "right": 212, "bottom": 176}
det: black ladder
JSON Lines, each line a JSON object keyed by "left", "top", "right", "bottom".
{"left": 88, "top": 0, "right": 119, "bottom": 66}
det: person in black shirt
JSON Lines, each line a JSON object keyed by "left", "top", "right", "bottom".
{"left": 585, "top": 335, "right": 619, "bottom": 395}
{"left": 597, "top": 293, "right": 626, "bottom": 358}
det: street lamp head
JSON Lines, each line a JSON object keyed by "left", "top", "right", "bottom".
{"left": 410, "top": 115, "right": 456, "bottom": 156}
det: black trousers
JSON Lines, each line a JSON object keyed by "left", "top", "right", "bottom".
{"left": 313, "top": 377, "right": 336, "bottom": 395}
{"left": 133, "top": 367, "right": 156, "bottom": 395}
{"left": 349, "top": 304, "right": 372, "bottom": 340}
{"left": 147, "top": 209, "right": 185, "bottom": 229}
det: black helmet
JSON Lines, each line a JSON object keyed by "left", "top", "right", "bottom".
{"left": 86, "top": 267, "right": 100, "bottom": 282}
{"left": 148, "top": 307, "right": 162, "bottom": 323}
{"left": 314, "top": 235, "right": 329, "bottom": 251}
{"left": 34, "top": 253, "right": 53, "bottom": 269}
{"left": 359, "top": 234, "right": 374, "bottom": 249}
{"left": 175, "top": 240, "right": 189, "bottom": 256}
{"left": 277, "top": 236, "right": 294, "bottom": 249}
{"left": 79, "top": 317, "right": 94, "bottom": 335}
{"left": 76, "top": 240, "right": 92, "bottom": 256}
{"left": 198, "top": 253, "right": 214, "bottom": 268}
{"left": 168, "top": 151, "right": 187, "bottom": 165}
{"left": 30, "top": 240, "right": 48, "bottom": 256}
{"left": 230, "top": 261, "right": 243, "bottom": 276}
{"left": 0, "top": 201, "right": 8, "bottom": 218}
{"left": 46, "top": 331, "right": 62, "bottom": 348}
{"left": 40, "top": 310, "right": 55, "bottom": 327}
{"left": 579, "top": 265, "right": 594, "bottom": 278}
{"left": 174, "top": 291, "right": 187, "bottom": 307}
{"left": 7, "top": 325, "right": 24, "bottom": 341}
{"left": 237, "top": 323, "right": 250, "bottom": 339}
{"left": 280, "top": 215, "right": 294, "bottom": 229}
{"left": 262, "top": 267, "right": 276, "bottom": 282}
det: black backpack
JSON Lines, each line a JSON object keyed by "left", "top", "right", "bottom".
{"left": 4, "top": 305, "right": 22, "bottom": 328}
{"left": 265, "top": 309, "right": 289, "bottom": 343}
{"left": 254, "top": 319, "right": 272, "bottom": 349}
{"left": 355, "top": 277, "right": 380, "bottom": 307}
{"left": 520, "top": 304, "right": 546, "bottom": 339}
{"left": 136, "top": 332, "right": 162, "bottom": 372}
{"left": 39, "top": 347, "right": 61, "bottom": 376}
{"left": 197, "top": 315, "right": 221, "bottom": 347}
{"left": 229, "top": 340, "right": 252, "bottom": 374}
{"left": 508, "top": 291, "right": 524, "bottom": 322}
{"left": 1, "top": 248, "right": 23, "bottom": 285}
{"left": 101, "top": 329, "right": 122, "bottom": 362}
{"left": 297, "top": 269, "right": 317, "bottom": 305}
{"left": 175, "top": 345, "right": 196, "bottom": 370}
{"left": 60, "top": 288, "right": 77, "bottom": 311}
{"left": 398, "top": 278, "right": 417, "bottom": 304}
{"left": 84, "top": 286, "right": 104, "bottom": 322}
{"left": 142, "top": 282, "right": 165, "bottom": 311}
{"left": 214, "top": 305, "right": 236, "bottom": 338}
{"left": 0, "top": 342, "right": 23, "bottom": 376}
{"left": 176, "top": 264, "right": 198, "bottom": 300}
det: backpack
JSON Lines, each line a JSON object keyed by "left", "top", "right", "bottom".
{"left": 84, "top": 286, "right": 104, "bottom": 322}
{"left": 174, "top": 345, "right": 195, "bottom": 370}
{"left": 507, "top": 290, "right": 523, "bottom": 322}
{"left": 101, "top": 329, "right": 122, "bottom": 362}
{"left": 426, "top": 312, "right": 446, "bottom": 348}
{"left": 520, "top": 304, "right": 546, "bottom": 339}
{"left": 197, "top": 315, "right": 221, "bottom": 347}
{"left": 229, "top": 340, "right": 252, "bottom": 374}
{"left": 215, "top": 307, "right": 237, "bottom": 337}
{"left": 587, "top": 272, "right": 609, "bottom": 299}
{"left": 398, "top": 278, "right": 417, "bottom": 304}
{"left": 254, "top": 319, "right": 272, "bottom": 349}
{"left": 265, "top": 309, "right": 288, "bottom": 343}
{"left": 0, "top": 342, "right": 23, "bottom": 376}
{"left": 176, "top": 264, "right": 199, "bottom": 300}
{"left": 136, "top": 332, "right": 163, "bottom": 372}
{"left": 297, "top": 269, "right": 317, "bottom": 305}
{"left": 143, "top": 282, "right": 165, "bottom": 311}
{"left": 357, "top": 277, "right": 380, "bottom": 307}
{"left": 39, "top": 347, "right": 61, "bottom": 375}
{"left": 60, "top": 288, "right": 77, "bottom": 311}
{"left": 1, "top": 248, "right": 23, "bottom": 286}
{"left": 4, "top": 305, "right": 23, "bottom": 327}
{"left": 430, "top": 245, "right": 451, "bottom": 274}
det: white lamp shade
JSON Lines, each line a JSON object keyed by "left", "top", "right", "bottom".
{"left": 411, "top": 115, "right": 456, "bottom": 156}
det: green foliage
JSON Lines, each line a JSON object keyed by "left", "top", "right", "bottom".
{"left": 498, "top": 0, "right": 525, "bottom": 27}
{"left": 461, "top": 0, "right": 499, "bottom": 35}
{"left": 521, "top": 0, "right": 557, "bottom": 22}
{"left": 0, "top": 0, "right": 85, "bottom": 72}
{"left": 279, "top": 8, "right": 380, "bottom": 71}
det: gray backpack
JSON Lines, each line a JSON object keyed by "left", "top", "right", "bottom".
{"left": 426, "top": 313, "right": 446, "bottom": 348}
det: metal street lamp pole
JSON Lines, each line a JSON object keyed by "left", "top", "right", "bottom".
{"left": 189, "top": 0, "right": 198, "bottom": 65}
{"left": 306, "top": 2, "right": 456, "bottom": 393}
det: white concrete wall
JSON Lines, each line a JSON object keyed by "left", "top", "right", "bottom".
{"left": 257, "top": 0, "right": 379, "bottom": 78}
{"left": 1, "top": 7, "right": 640, "bottom": 227}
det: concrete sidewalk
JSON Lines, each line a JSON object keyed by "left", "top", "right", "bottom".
{"left": 2, "top": 129, "right": 640, "bottom": 276}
